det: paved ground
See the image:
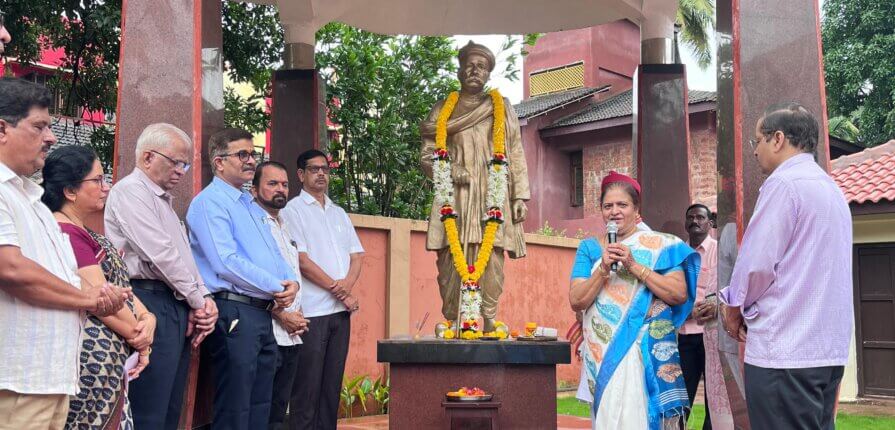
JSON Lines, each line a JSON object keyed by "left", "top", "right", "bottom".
{"left": 337, "top": 383, "right": 895, "bottom": 429}
{"left": 337, "top": 414, "right": 592, "bottom": 429}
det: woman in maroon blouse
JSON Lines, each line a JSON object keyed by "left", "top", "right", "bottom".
{"left": 41, "top": 145, "right": 156, "bottom": 430}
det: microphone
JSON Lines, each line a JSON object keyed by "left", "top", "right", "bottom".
{"left": 606, "top": 221, "right": 618, "bottom": 272}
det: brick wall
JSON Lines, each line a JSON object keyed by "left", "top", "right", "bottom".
{"left": 580, "top": 112, "right": 718, "bottom": 217}
{"left": 689, "top": 112, "right": 718, "bottom": 210}
{"left": 583, "top": 140, "right": 633, "bottom": 217}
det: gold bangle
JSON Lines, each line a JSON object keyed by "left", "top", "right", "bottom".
{"left": 637, "top": 265, "right": 649, "bottom": 280}
{"left": 642, "top": 269, "right": 653, "bottom": 283}
{"left": 597, "top": 264, "right": 609, "bottom": 278}
{"left": 139, "top": 347, "right": 152, "bottom": 357}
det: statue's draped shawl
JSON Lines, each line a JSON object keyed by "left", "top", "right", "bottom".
{"left": 420, "top": 95, "right": 530, "bottom": 258}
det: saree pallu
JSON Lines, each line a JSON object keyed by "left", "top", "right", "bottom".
{"left": 65, "top": 230, "right": 135, "bottom": 430}
{"left": 582, "top": 231, "right": 699, "bottom": 429}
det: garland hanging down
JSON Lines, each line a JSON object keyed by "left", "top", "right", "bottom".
{"left": 433, "top": 89, "right": 508, "bottom": 335}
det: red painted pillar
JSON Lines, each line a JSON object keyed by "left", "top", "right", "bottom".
{"left": 715, "top": 0, "right": 831, "bottom": 427}
{"left": 113, "top": 0, "right": 224, "bottom": 216}
{"left": 114, "top": 1, "right": 223, "bottom": 428}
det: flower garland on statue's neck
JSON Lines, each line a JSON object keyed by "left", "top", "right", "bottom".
{"left": 432, "top": 89, "right": 508, "bottom": 336}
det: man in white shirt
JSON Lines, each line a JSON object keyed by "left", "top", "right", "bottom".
{"left": 251, "top": 161, "right": 310, "bottom": 430}
{"left": 281, "top": 149, "right": 364, "bottom": 430}
{"left": 0, "top": 78, "right": 127, "bottom": 429}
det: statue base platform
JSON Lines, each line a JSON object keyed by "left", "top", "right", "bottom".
{"left": 378, "top": 338, "right": 571, "bottom": 429}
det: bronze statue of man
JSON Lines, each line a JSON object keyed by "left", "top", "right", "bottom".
{"left": 420, "top": 41, "right": 530, "bottom": 333}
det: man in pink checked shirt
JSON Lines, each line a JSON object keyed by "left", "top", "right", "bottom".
{"left": 720, "top": 103, "right": 853, "bottom": 430}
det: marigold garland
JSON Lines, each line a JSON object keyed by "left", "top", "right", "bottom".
{"left": 433, "top": 89, "right": 508, "bottom": 335}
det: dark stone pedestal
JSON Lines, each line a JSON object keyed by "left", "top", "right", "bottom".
{"left": 378, "top": 339, "right": 571, "bottom": 430}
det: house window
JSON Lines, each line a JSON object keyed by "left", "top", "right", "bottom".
{"left": 570, "top": 151, "right": 583, "bottom": 207}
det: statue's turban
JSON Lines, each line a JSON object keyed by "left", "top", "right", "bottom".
{"left": 458, "top": 41, "right": 495, "bottom": 72}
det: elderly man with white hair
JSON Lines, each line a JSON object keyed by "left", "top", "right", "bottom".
{"left": 104, "top": 123, "right": 219, "bottom": 429}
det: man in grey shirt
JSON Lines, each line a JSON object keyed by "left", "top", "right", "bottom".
{"left": 105, "top": 123, "right": 218, "bottom": 429}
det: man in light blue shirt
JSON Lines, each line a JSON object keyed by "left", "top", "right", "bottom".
{"left": 187, "top": 128, "right": 298, "bottom": 430}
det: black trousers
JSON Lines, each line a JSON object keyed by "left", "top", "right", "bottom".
{"left": 205, "top": 299, "right": 278, "bottom": 430}
{"left": 289, "top": 311, "right": 351, "bottom": 430}
{"left": 270, "top": 344, "right": 302, "bottom": 430}
{"left": 678, "top": 333, "right": 712, "bottom": 430}
{"left": 129, "top": 287, "right": 192, "bottom": 430}
{"left": 745, "top": 363, "right": 843, "bottom": 430}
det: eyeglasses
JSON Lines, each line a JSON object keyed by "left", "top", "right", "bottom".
{"left": 79, "top": 176, "right": 110, "bottom": 187}
{"left": 750, "top": 131, "right": 783, "bottom": 150}
{"left": 219, "top": 150, "right": 260, "bottom": 163}
{"left": 303, "top": 165, "right": 331, "bottom": 174}
{"left": 150, "top": 150, "right": 191, "bottom": 172}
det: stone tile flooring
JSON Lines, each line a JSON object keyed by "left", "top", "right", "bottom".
{"left": 337, "top": 414, "right": 592, "bottom": 429}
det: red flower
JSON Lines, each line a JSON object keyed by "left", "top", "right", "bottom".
{"left": 494, "top": 153, "right": 506, "bottom": 160}
{"left": 468, "top": 265, "right": 475, "bottom": 274}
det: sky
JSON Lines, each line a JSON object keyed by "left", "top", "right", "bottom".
{"left": 453, "top": 32, "right": 718, "bottom": 104}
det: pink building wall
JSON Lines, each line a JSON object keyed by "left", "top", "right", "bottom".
{"left": 523, "top": 21, "right": 640, "bottom": 99}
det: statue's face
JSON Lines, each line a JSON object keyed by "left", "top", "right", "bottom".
{"left": 459, "top": 53, "right": 491, "bottom": 94}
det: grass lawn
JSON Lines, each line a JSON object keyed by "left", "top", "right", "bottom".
{"left": 556, "top": 397, "right": 895, "bottom": 430}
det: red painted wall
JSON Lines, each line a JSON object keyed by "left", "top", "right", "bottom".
{"left": 347, "top": 229, "right": 390, "bottom": 380}
{"left": 523, "top": 21, "right": 640, "bottom": 99}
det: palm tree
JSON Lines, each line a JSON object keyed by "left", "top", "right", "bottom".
{"left": 828, "top": 115, "right": 861, "bottom": 144}
{"left": 676, "top": 0, "right": 715, "bottom": 69}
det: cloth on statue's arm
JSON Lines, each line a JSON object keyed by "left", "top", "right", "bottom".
{"left": 59, "top": 223, "right": 101, "bottom": 268}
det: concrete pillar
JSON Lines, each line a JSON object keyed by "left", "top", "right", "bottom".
{"left": 633, "top": 64, "right": 691, "bottom": 239}
{"left": 114, "top": 0, "right": 224, "bottom": 217}
{"left": 268, "top": 68, "right": 325, "bottom": 198}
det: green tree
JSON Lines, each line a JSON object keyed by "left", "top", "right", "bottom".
{"left": 2, "top": 0, "right": 122, "bottom": 168}
{"left": 828, "top": 114, "right": 861, "bottom": 144}
{"left": 823, "top": 0, "right": 895, "bottom": 146}
{"left": 677, "top": 0, "right": 715, "bottom": 69}
{"left": 1, "top": 0, "right": 280, "bottom": 167}
{"left": 315, "top": 23, "right": 458, "bottom": 218}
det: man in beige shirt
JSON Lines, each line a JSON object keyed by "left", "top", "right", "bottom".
{"left": 104, "top": 123, "right": 218, "bottom": 430}
{"left": 0, "top": 78, "right": 128, "bottom": 430}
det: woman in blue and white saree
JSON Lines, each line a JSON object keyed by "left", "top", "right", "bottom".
{"left": 569, "top": 172, "right": 699, "bottom": 429}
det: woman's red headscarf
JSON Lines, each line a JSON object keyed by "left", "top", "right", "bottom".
{"left": 600, "top": 171, "right": 641, "bottom": 195}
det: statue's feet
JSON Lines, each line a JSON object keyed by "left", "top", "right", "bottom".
{"left": 484, "top": 318, "right": 496, "bottom": 333}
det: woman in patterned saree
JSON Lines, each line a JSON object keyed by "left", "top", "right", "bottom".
{"left": 41, "top": 145, "right": 156, "bottom": 430}
{"left": 569, "top": 171, "right": 699, "bottom": 429}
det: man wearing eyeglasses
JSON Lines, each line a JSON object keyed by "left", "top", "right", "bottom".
{"left": 720, "top": 103, "right": 852, "bottom": 429}
{"left": 280, "top": 149, "right": 364, "bottom": 430}
{"left": 104, "top": 123, "right": 218, "bottom": 429}
{"left": 187, "top": 128, "right": 299, "bottom": 430}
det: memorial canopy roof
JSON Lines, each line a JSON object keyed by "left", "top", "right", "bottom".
{"left": 242, "top": 0, "right": 666, "bottom": 44}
